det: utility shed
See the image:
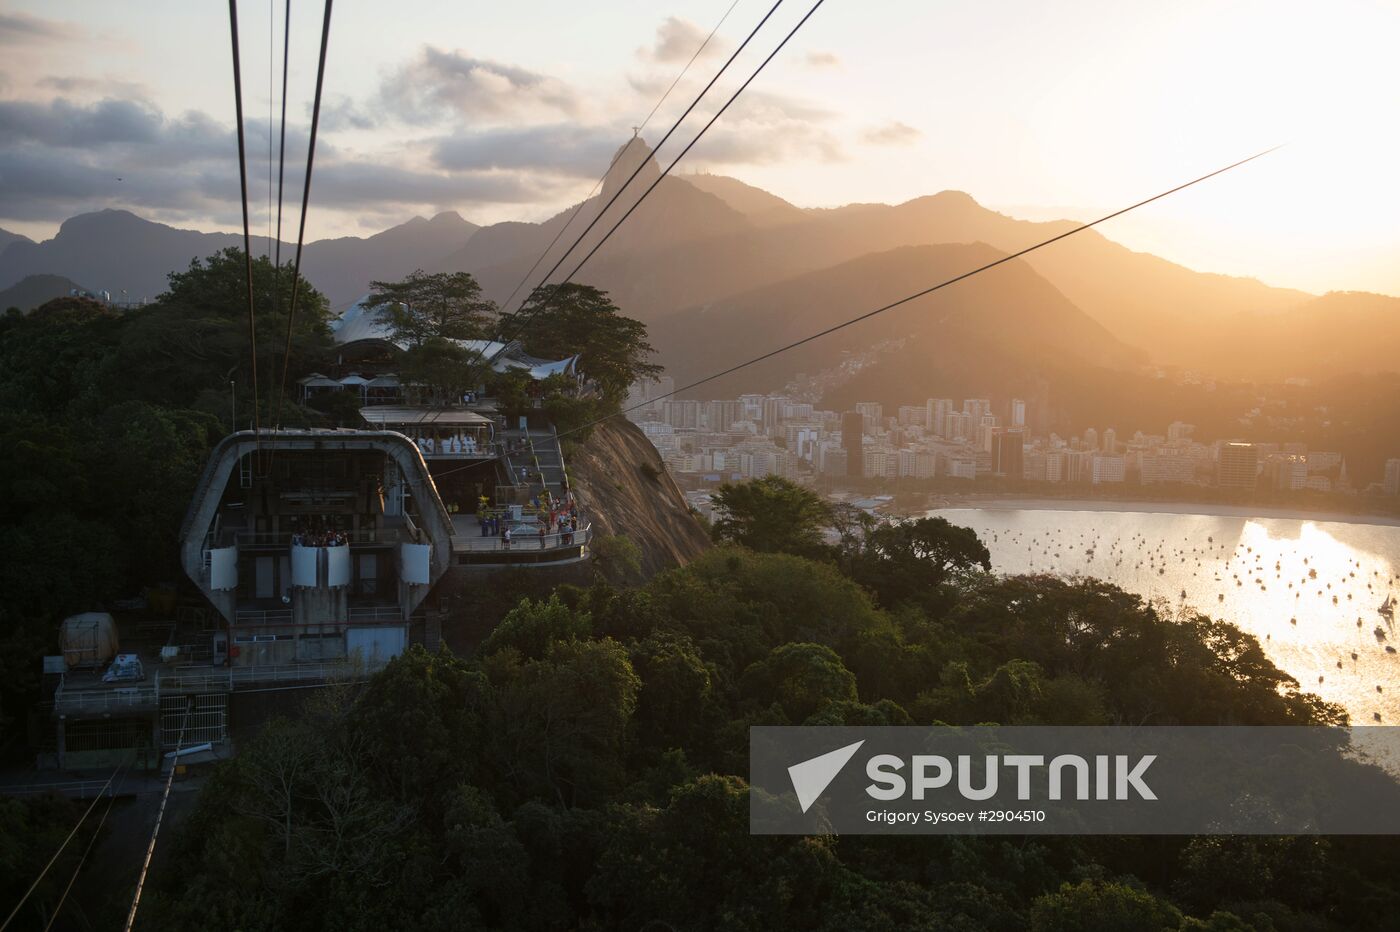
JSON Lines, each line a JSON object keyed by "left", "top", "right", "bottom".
{"left": 60, "top": 612, "right": 119, "bottom": 669}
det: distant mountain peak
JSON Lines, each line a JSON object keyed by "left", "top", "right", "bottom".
{"left": 681, "top": 173, "right": 805, "bottom": 227}
{"left": 0, "top": 227, "right": 34, "bottom": 255}
{"left": 602, "top": 136, "right": 660, "bottom": 201}
{"left": 903, "top": 189, "right": 982, "bottom": 211}
{"left": 57, "top": 208, "right": 169, "bottom": 237}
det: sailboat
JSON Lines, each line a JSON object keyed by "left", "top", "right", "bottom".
{"left": 1381, "top": 594, "right": 1395, "bottom": 621}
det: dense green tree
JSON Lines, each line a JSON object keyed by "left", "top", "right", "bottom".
{"left": 397, "top": 336, "right": 487, "bottom": 404}
{"left": 711, "top": 475, "right": 833, "bottom": 557}
{"left": 365, "top": 269, "right": 496, "bottom": 346}
{"left": 649, "top": 547, "right": 899, "bottom": 684}
{"left": 741, "top": 642, "right": 859, "bottom": 722}
{"left": 497, "top": 283, "right": 661, "bottom": 402}
{"left": 0, "top": 288, "right": 227, "bottom": 739}
{"left": 117, "top": 248, "right": 332, "bottom": 414}
{"left": 849, "top": 515, "right": 991, "bottom": 608}
{"left": 1030, "top": 879, "right": 1186, "bottom": 931}
{"left": 629, "top": 630, "right": 716, "bottom": 750}
{"left": 479, "top": 593, "right": 591, "bottom": 660}
{"left": 588, "top": 533, "right": 643, "bottom": 583}
{"left": 0, "top": 297, "right": 120, "bottom": 417}
{"left": 0, "top": 793, "right": 90, "bottom": 930}
{"left": 347, "top": 646, "right": 490, "bottom": 806}
{"left": 137, "top": 517, "right": 1400, "bottom": 932}
{"left": 486, "top": 638, "right": 640, "bottom": 807}
{"left": 588, "top": 775, "right": 844, "bottom": 931}
{"left": 439, "top": 785, "right": 531, "bottom": 925}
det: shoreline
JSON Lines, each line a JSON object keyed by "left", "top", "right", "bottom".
{"left": 922, "top": 496, "right": 1400, "bottom": 528}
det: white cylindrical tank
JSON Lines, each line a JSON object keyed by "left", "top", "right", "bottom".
{"left": 401, "top": 543, "right": 431, "bottom": 585}
{"left": 291, "top": 544, "right": 320, "bottom": 587}
{"left": 209, "top": 546, "right": 238, "bottom": 590}
{"left": 326, "top": 545, "right": 351, "bottom": 587}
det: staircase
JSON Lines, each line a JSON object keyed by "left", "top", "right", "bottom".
{"left": 527, "top": 428, "right": 568, "bottom": 502}
{"left": 501, "top": 423, "right": 569, "bottom": 505}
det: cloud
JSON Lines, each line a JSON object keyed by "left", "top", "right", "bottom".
{"left": 311, "top": 160, "right": 552, "bottom": 209}
{"left": 640, "top": 17, "right": 725, "bottom": 64}
{"left": 39, "top": 75, "right": 150, "bottom": 98}
{"left": 319, "top": 96, "right": 376, "bottom": 131}
{"left": 682, "top": 92, "right": 845, "bottom": 166}
{"left": 431, "top": 124, "right": 625, "bottom": 177}
{"left": 0, "top": 146, "right": 233, "bottom": 222}
{"left": 0, "top": 98, "right": 166, "bottom": 148}
{"left": 0, "top": 94, "right": 569, "bottom": 227}
{"left": 688, "top": 118, "right": 845, "bottom": 166}
{"left": 803, "top": 51, "right": 840, "bottom": 68}
{"left": 0, "top": 12, "right": 70, "bottom": 44}
{"left": 863, "top": 121, "right": 922, "bottom": 146}
{"left": 729, "top": 90, "right": 837, "bottom": 124}
{"left": 380, "top": 47, "right": 579, "bottom": 123}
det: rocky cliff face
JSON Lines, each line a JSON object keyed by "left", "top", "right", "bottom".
{"left": 569, "top": 417, "right": 711, "bottom": 577}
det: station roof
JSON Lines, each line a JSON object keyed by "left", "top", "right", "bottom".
{"left": 359, "top": 407, "right": 495, "bottom": 428}
{"left": 330, "top": 297, "right": 578, "bottom": 380}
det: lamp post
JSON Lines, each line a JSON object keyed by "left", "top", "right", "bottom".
{"left": 225, "top": 365, "right": 239, "bottom": 431}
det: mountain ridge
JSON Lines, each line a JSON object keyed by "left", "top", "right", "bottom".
{"left": 0, "top": 208, "right": 479, "bottom": 308}
{"left": 652, "top": 241, "right": 1143, "bottom": 403}
{"left": 4, "top": 165, "right": 1396, "bottom": 384}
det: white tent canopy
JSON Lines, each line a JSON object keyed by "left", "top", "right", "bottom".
{"left": 330, "top": 297, "right": 578, "bottom": 379}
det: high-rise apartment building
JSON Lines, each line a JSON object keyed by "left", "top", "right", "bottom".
{"left": 1091, "top": 454, "right": 1126, "bottom": 484}
{"left": 855, "top": 402, "right": 883, "bottom": 434}
{"left": 963, "top": 398, "right": 992, "bottom": 421}
{"left": 993, "top": 429, "right": 1025, "bottom": 479}
{"left": 761, "top": 396, "right": 790, "bottom": 431}
{"left": 1268, "top": 454, "right": 1308, "bottom": 491}
{"left": 976, "top": 415, "right": 999, "bottom": 453}
{"left": 705, "top": 400, "right": 743, "bottom": 432}
{"left": 926, "top": 398, "right": 955, "bottom": 437}
{"left": 841, "top": 411, "right": 866, "bottom": 478}
{"left": 662, "top": 399, "right": 702, "bottom": 430}
{"left": 1218, "top": 442, "right": 1259, "bottom": 489}
{"left": 1064, "top": 450, "right": 1094, "bottom": 483}
{"left": 1384, "top": 458, "right": 1400, "bottom": 496}
{"left": 1010, "top": 398, "right": 1026, "bottom": 428}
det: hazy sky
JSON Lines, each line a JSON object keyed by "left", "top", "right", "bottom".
{"left": 2, "top": 0, "right": 1397, "bottom": 296}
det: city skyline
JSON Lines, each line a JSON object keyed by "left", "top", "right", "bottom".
{"left": 625, "top": 378, "right": 1400, "bottom": 498}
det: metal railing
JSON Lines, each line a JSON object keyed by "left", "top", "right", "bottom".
{"left": 453, "top": 522, "right": 591, "bottom": 553}
{"left": 348, "top": 605, "right": 403, "bottom": 624}
{"left": 418, "top": 440, "right": 498, "bottom": 460}
{"left": 52, "top": 684, "right": 159, "bottom": 714}
{"left": 159, "top": 669, "right": 232, "bottom": 693}
{"left": 235, "top": 608, "right": 293, "bottom": 626}
{"left": 233, "top": 529, "right": 389, "bottom": 547}
{"left": 228, "top": 662, "right": 359, "bottom": 685}
{"left": 165, "top": 661, "right": 362, "bottom": 687}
